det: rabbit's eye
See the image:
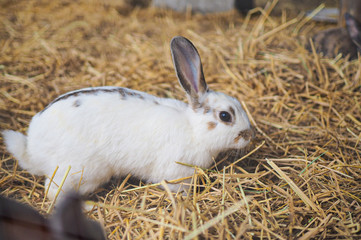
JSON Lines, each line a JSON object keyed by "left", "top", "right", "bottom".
{"left": 219, "top": 111, "right": 232, "bottom": 123}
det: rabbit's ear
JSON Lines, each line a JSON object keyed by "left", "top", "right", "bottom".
{"left": 51, "top": 192, "right": 105, "bottom": 240}
{"left": 171, "top": 36, "right": 208, "bottom": 108}
{"left": 0, "top": 195, "right": 51, "bottom": 240}
{"left": 345, "top": 13, "right": 361, "bottom": 50}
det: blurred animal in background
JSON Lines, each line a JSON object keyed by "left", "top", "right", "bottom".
{"left": 309, "top": 0, "right": 361, "bottom": 59}
{"left": 310, "top": 13, "right": 361, "bottom": 59}
{"left": 0, "top": 192, "right": 106, "bottom": 240}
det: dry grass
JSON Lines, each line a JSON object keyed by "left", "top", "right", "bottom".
{"left": 1, "top": 0, "right": 361, "bottom": 239}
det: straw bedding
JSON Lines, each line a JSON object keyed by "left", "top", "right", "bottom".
{"left": 0, "top": 0, "right": 360, "bottom": 239}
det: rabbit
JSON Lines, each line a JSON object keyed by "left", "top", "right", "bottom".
{"left": 2, "top": 36, "right": 253, "bottom": 201}
{"left": 0, "top": 192, "right": 106, "bottom": 240}
{"left": 309, "top": 13, "right": 361, "bottom": 59}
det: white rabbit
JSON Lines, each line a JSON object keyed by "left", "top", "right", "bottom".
{"left": 2, "top": 36, "right": 253, "bottom": 200}
{"left": 0, "top": 192, "right": 106, "bottom": 240}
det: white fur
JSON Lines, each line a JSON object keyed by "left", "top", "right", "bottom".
{"left": 2, "top": 37, "right": 252, "bottom": 200}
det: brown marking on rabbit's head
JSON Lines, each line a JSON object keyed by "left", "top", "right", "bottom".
{"left": 203, "top": 105, "right": 211, "bottom": 114}
{"left": 229, "top": 107, "right": 235, "bottom": 118}
{"left": 207, "top": 121, "right": 217, "bottom": 130}
{"left": 202, "top": 98, "right": 211, "bottom": 114}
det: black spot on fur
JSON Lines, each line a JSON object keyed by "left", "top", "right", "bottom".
{"left": 73, "top": 100, "right": 81, "bottom": 107}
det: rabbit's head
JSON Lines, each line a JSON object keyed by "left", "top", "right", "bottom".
{"left": 171, "top": 36, "right": 253, "bottom": 155}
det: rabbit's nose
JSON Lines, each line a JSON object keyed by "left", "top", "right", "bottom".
{"left": 235, "top": 127, "right": 255, "bottom": 143}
